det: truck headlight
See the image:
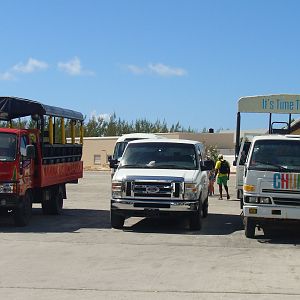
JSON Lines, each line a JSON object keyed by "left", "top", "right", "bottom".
{"left": 259, "top": 197, "right": 272, "bottom": 204}
{"left": 112, "top": 181, "right": 123, "bottom": 199}
{"left": 0, "top": 183, "right": 17, "bottom": 194}
{"left": 184, "top": 183, "right": 198, "bottom": 200}
{"left": 245, "top": 196, "right": 271, "bottom": 204}
{"left": 247, "top": 196, "right": 259, "bottom": 203}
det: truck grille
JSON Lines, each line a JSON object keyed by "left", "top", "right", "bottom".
{"left": 125, "top": 181, "right": 182, "bottom": 199}
{"left": 273, "top": 197, "right": 300, "bottom": 207}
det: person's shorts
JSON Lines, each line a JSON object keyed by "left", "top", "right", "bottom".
{"left": 217, "top": 176, "right": 228, "bottom": 186}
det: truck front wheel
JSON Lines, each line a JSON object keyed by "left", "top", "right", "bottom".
{"left": 14, "top": 191, "right": 32, "bottom": 226}
{"left": 110, "top": 211, "right": 125, "bottom": 229}
{"left": 244, "top": 217, "right": 256, "bottom": 238}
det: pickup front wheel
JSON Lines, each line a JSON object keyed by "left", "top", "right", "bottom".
{"left": 111, "top": 211, "right": 125, "bottom": 229}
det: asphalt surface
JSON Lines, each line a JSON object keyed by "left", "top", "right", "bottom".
{"left": 0, "top": 171, "right": 299, "bottom": 300}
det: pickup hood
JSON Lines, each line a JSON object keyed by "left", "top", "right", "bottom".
{"left": 114, "top": 168, "right": 198, "bottom": 182}
{"left": 0, "top": 161, "right": 17, "bottom": 182}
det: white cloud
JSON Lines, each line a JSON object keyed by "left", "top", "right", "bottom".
{"left": 90, "top": 110, "right": 110, "bottom": 121}
{"left": 0, "top": 71, "right": 15, "bottom": 81}
{"left": 124, "top": 64, "right": 146, "bottom": 75}
{"left": 12, "top": 58, "right": 48, "bottom": 73}
{"left": 123, "top": 63, "right": 187, "bottom": 77}
{"left": 58, "top": 57, "right": 94, "bottom": 76}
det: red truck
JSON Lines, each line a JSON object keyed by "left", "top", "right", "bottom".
{"left": 0, "top": 96, "right": 83, "bottom": 226}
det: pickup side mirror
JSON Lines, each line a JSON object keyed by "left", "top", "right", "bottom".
{"left": 25, "top": 145, "right": 35, "bottom": 159}
{"left": 202, "top": 159, "right": 214, "bottom": 171}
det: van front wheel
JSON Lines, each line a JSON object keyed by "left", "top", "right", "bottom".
{"left": 111, "top": 211, "right": 125, "bottom": 229}
{"left": 245, "top": 217, "right": 256, "bottom": 238}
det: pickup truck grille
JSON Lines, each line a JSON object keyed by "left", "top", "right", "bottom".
{"left": 125, "top": 181, "right": 182, "bottom": 199}
{"left": 273, "top": 197, "right": 300, "bottom": 207}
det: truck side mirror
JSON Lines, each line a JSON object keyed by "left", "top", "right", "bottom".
{"left": 233, "top": 160, "right": 237, "bottom": 166}
{"left": 26, "top": 145, "right": 35, "bottom": 159}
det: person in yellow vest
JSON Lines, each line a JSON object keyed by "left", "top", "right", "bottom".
{"left": 214, "top": 154, "right": 230, "bottom": 200}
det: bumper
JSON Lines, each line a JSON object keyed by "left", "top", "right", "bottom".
{"left": 111, "top": 198, "right": 198, "bottom": 217}
{"left": 244, "top": 205, "right": 300, "bottom": 220}
{"left": 0, "top": 194, "right": 19, "bottom": 208}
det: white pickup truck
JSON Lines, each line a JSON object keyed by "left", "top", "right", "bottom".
{"left": 243, "top": 135, "right": 300, "bottom": 238}
{"left": 110, "top": 139, "right": 213, "bottom": 230}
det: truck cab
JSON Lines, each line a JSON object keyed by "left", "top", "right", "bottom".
{"left": 243, "top": 135, "right": 300, "bottom": 238}
{"left": 0, "top": 96, "right": 83, "bottom": 226}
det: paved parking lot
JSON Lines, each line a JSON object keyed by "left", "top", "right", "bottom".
{"left": 0, "top": 171, "right": 299, "bottom": 299}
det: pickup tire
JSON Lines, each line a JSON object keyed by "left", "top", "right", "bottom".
{"left": 244, "top": 217, "right": 256, "bottom": 238}
{"left": 111, "top": 211, "right": 125, "bottom": 229}
{"left": 189, "top": 200, "right": 202, "bottom": 230}
{"left": 14, "top": 191, "right": 32, "bottom": 226}
{"left": 202, "top": 196, "right": 208, "bottom": 218}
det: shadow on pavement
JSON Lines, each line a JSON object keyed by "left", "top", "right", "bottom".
{"left": 256, "top": 225, "right": 300, "bottom": 245}
{"left": 124, "top": 213, "right": 244, "bottom": 235}
{"left": 0, "top": 208, "right": 111, "bottom": 233}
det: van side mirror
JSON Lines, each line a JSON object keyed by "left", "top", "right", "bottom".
{"left": 109, "top": 158, "right": 119, "bottom": 169}
{"left": 26, "top": 145, "right": 35, "bottom": 159}
{"left": 202, "top": 159, "right": 214, "bottom": 171}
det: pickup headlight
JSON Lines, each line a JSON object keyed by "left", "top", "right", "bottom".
{"left": 184, "top": 183, "right": 198, "bottom": 200}
{"left": 112, "top": 181, "right": 123, "bottom": 199}
{"left": 0, "top": 183, "right": 17, "bottom": 194}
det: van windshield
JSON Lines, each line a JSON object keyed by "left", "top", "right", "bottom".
{"left": 120, "top": 142, "right": 198, "bottom": 170}
{"left": 0, "top": 133, "right": 17, "bottom": 162}
{"left": 249, "top": 140, "right": 300, "bottom": 172}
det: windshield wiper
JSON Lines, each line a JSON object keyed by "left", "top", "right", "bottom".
{"left": 253, "top": 160, "right": 288, "bottom": 171}
{"left": 152, "top": 164, "right": 193, "bottom": 170}
{"left": 119, "top": 164, "right": 149, "bottom": 168}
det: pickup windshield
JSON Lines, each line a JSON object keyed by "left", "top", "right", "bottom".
{"left": 249, "top": 139, "right": 300, "bottom": 172}
{"left": 120, "top": 142, "right": 198, "bottom": 170}
{"left": 0, "top": 133, "right": 17, "bottom": 162}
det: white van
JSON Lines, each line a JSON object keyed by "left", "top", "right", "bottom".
{"left": 110, "top": 139, "right": 213, "bottom": 230}
{"left": 243, "top": 135, "right": 300, "bottom": 238}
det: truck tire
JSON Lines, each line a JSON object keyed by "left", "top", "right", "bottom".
{"left": 202, "top": 196, "right": 208, "bottom": 218}
{"left": 111, "top": 211, "right": 125, "bottom": 229}
{"left": 14, "top": 191, "right": 32, "bottom": 226}
{"left": 244, "top": 217, "right": 256, "bottom": 238}
{"left": 189, "top": 200, "right": 202, "bottom": 230}
{"left": 42, "top": 187, "right": 63, "bottom": 215}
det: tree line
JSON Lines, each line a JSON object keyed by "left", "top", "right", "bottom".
{"left": 0, "top": 113, "right": 203, "bottom": 137}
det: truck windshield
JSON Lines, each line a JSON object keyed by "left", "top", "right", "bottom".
{"left": 249, "top": 140, "right": 300, "bottom": 172}
{"left": 0, "top": 133, "right": 17, "bottom": 162}
{"left": 120, "top": 142, "right": 198, "bottom": 170}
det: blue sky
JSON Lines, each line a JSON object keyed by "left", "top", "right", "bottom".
{"left": 1, "top": 0, "right": 300, "bottom": 131}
